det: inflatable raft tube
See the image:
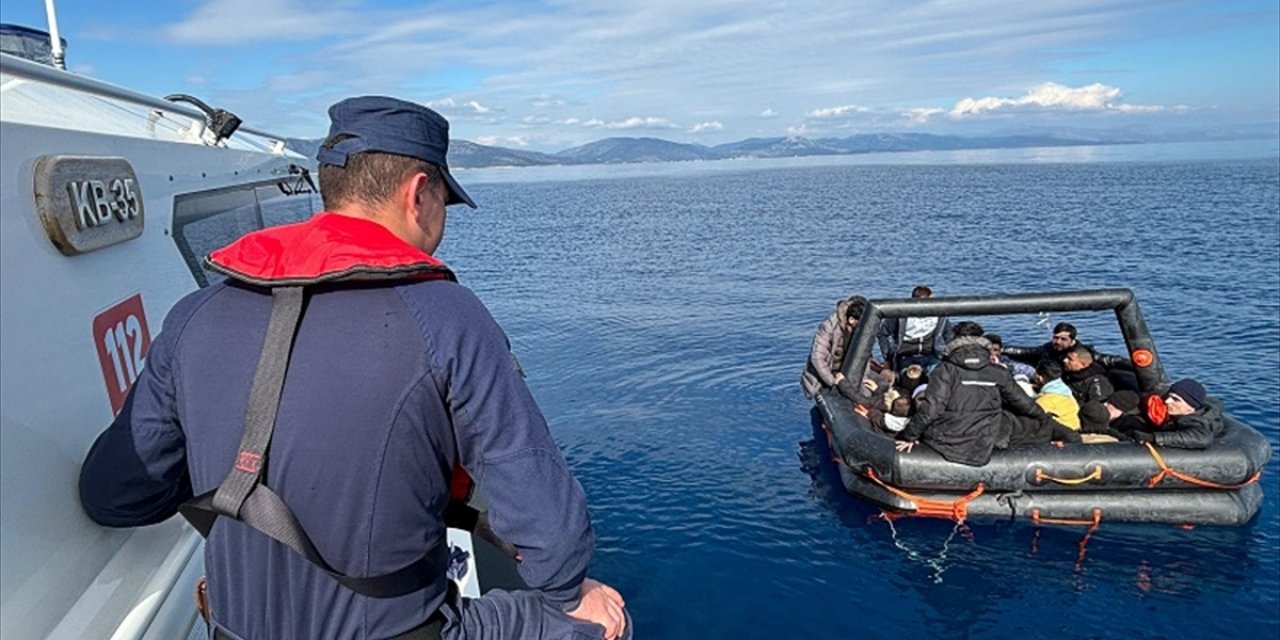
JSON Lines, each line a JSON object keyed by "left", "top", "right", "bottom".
{"left": 819, "top": 390, "right": 1268, "bottom": 525}
{"left": 834, "top": 461, "right": 1263, "bottom": 525}
{"left": 818, "top": 391, "right": 1271, "bottom": 493}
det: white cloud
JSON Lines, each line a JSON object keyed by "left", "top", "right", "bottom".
{"left": 949, "top": 82, "right": 1165, "bottom": 117}
{"left": 150, "top": 1, "right": 1240, "bottom": 146}
{"left": 808, "top": 104, "right": 872, "bottom": 118}
{"left": 531, "top": 94, "right": 567, "bottom": 108}
{"left": 1115, "top": 103, "right": 1186, "bottom": 114}
{"left": 785, "top": 123, "right": 809, "bottom": 136}
{"left": 475, "top": 135, "right": 530, "bottom": 147}
{"left": 164, "top": 0, "right": 350, "bottom": 44}
{"left": 689, "top": 121, "right": 724, "bottom": 133}
{"left": 906, "top": 107, "right": 945, "bottom": 123}
{"left": 425, "top": 98, "right": 496, "bottom": 116}
{"left": 582, "top": 116, "right": 679, "bottom": 130}
{"left": 426, "top": 98, "right": 459, "bottom": 109}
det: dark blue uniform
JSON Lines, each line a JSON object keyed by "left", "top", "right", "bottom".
{"left": 80, "top": 213, "right": 598, "bottom": 639}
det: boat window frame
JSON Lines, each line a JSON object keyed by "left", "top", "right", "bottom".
{"left": 171, "top": 177, "right": 319, "bottom": 287}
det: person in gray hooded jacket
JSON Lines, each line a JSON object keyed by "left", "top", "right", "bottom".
{"left": 801, "top": 296, "right": 866, "bottom": 399}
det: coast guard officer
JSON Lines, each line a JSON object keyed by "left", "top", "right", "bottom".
{"left": 80, "top": 96, "right": 627, "bottom": 640}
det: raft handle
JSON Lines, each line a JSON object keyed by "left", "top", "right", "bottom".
{"left": 1033, "top": 464, "right": 1104, "bottom": 486}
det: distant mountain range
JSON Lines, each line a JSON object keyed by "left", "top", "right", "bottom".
{"left": 285, "top": 124, "right": 1277, "bottom": 169}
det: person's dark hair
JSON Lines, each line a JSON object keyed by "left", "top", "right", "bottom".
{"left": 1036, "top": 360, "right": 1063, "bottom": 381}
{"left": 1052, "top": 322, "right": 1077, "bottom": 338}
{"left": 844, "top": 296, "right": 867, "bottom": 322}
{"left": 984, "top": 333, "right": 1003, "bottom": 347}
{"left": 952, "top": 320, "right": 983, "bottom": 338}
{"left": 319, "top": 134, "right": 443, "bottom": 209}
{"left": 891, "top": 396, "right": 913, "bottom": 417}
{"left": 1064, "top": 343, "right": 1093, "bottom": 362}
{"left": 911, "top": 285, "right": 933, "bottom": 298}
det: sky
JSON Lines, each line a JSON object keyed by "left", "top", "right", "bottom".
{"left": 2, "top": 0, "right": 1277, "bottom": 151}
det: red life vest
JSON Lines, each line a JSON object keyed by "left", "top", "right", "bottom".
{"left": 208, "top": 211, "right": 454, "bottom": 285}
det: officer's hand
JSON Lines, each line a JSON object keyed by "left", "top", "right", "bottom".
{"left": 568, "top": 577, "right": 627, "bottom": 640}
{"left": 896, "top": 440, "right": 916, "bottom": 453}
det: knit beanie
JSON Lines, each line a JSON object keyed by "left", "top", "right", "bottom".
{"left": 1078, "top": 401, "right": 1110, "bottom": 431}
{"left": 1168, "top": 378, "right": 1207, "bottom": 410}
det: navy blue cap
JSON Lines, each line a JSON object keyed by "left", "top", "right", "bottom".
{"left": 317, "top": 96, "right": 476, "bottom": 208}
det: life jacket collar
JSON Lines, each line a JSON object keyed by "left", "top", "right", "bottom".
{"left": 206, "top": 212, "right": 455, "bottom": 286}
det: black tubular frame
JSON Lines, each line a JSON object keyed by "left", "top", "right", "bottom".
{"left": 839, "top": 288, "right": 1169, "bottom": 392}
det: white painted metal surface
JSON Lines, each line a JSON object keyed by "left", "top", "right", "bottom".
{"left": 0, "top": 51, "right": 300, "bottom": 640}
{"left": 42, "top": 0, "right": 65, "bottom": 69}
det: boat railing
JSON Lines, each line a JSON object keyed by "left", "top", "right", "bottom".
{"left": 0, "top": 51, "right": 288, "bottom": 152}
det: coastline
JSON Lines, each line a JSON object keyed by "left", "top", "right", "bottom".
{"left": 458, "top": 138, "right": 1280, "bottom": 186}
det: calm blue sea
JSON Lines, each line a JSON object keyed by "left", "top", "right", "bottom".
{"left": 438, "top": 140, "right": 1279, "bottom": 639}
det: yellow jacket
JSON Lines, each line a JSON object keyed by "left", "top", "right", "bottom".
{"left": 1036, "top": 380, "right": 1081, "bottom": 430}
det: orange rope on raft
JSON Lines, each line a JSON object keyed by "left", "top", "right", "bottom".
{"left": 864, "top": 467, "right": 985, "bottom": 522}
{"left": 1143, "top": 442, "right": 1263, "bottom": 489}
{"left": 1034, "top": 464, "right": 1103, "bottom": 486}
{"left": 820, "top": 421, "right": 845, "bottom": 465}
{"left": 1031, "top": 508, "right": 1103, "bottom": 569}
{"left": 820, "top": 417, "right": 984, "bottom": 522}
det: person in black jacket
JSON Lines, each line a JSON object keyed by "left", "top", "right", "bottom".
{"left": 1103, "top": 389, "right": 1149, "bottom": 437}
{"left": 896, "top": 322, "right": 1060, "bottom": 466}
{"left": 1004, "top": 322, "right": 1132, "bottom": 371}
{"left": 1133, "top": 378, "right": 1225, "bottom": 449}
{"left": 1061, "top": 344, "right": 1115, "bottom": 404}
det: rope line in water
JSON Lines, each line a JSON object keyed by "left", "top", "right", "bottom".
{"left": 882, "top": 512, "right": 966, "bottom": 584}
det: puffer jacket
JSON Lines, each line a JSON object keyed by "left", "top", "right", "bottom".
{"left": 801, "top": 298, "right": 856, "bottom": 399}
{"left": 1154, "top": 397, "right": 1227, "bottom": 449}
{"left": 900, "top": 336, "right": 1047, "bottom": 466}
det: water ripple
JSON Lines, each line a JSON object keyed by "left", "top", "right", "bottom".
{"left": 439, "top": 155, "right": 1280, "bottom": 639}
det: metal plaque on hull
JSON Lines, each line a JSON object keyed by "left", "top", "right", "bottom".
{"left": 33, "top": 155, "right": 145, "bottom": 255}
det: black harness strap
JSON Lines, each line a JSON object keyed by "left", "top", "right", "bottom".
{"left": 211, "top": 286, "right": 304, "bottom": 517}
{"left": 180, "top": 286, "right": 444, "bottom": 599}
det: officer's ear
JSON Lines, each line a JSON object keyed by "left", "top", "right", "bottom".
{"left": 403, "top": 172, "right": 432, "bottom": 214}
